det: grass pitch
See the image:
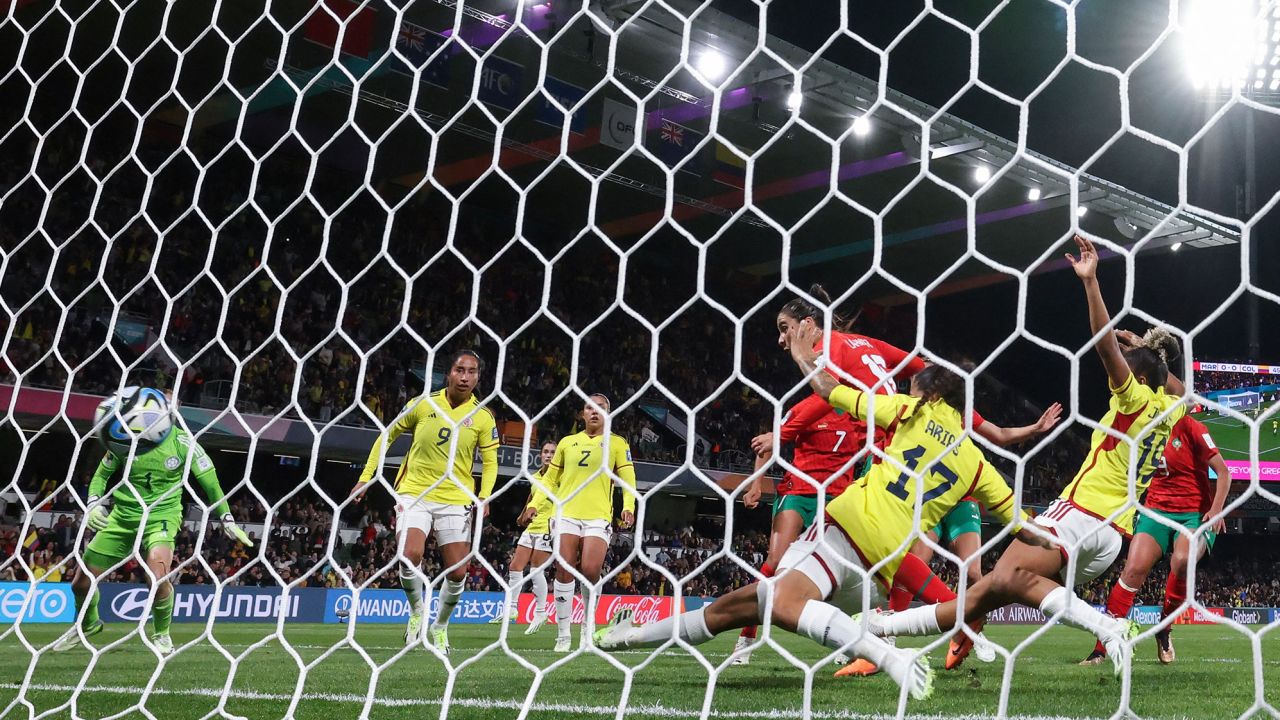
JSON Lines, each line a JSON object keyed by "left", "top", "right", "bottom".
{"left": 1195, "top": 411, "right": 1280, "bottom": 463}
{"left": 3, "top": 621, "right": 1276, "bottom": 719}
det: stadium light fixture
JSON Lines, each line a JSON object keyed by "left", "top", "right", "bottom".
{"left": 973, "top": 164, "right": 991, "bottom": 183}
{"left": 786, "top": 88, "right": 803, "bottom": 111}
{"left": 1172, "top": 242, "right": 1184, "bottom": 251}
{"left": 852, "top": 116, "right": 871, "bottom": 136}
{"left": 1076, "top": 206, "right": 1089, "bottom": 217}
{"left": 1027, "top": 187, "right": 1042, "bottom": 201}
{"left": 696, "top": 50, "right": 728, "bottom": 80}
{"left": 1184, "top": 0, "right": 1275, "bottom": 90}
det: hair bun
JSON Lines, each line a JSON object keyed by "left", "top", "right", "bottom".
{"left": 1142, "top": 328, "right": 1180, "bottom": 365}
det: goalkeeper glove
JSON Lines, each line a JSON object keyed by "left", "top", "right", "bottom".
{"left": 221, "top": 513, "right": 254, "bottom": 546}
{"left": 86, "top": 497, "right": 111, "bottom": 532}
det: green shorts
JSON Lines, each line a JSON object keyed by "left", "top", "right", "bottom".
{"left": 929, "top": 500, "right": 982, "bottom": 545}
{"left": 1134, "top": 509, "right": 1216, "bottom": 555}
{"left": 773, "top": 494, "right": 819, "bottom": 528}
{"left": 83, "top": 511, "right": 181, "bottom": 568}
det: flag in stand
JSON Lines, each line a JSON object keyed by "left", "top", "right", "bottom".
{"left": 394, "top": 20, "right": 451, "bottom": 87}
{"left": 303, "top": 0, "right": 377, "bottom": 58}
{"left": 712, "top": 141, "right": 747, "bottom": 188}
{"left": 653, "top": 118, "right": 702, "bottom": 173}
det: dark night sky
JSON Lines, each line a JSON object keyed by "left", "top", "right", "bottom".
{"left": 710, "top": 0, "right": 1280, "bottom": 418}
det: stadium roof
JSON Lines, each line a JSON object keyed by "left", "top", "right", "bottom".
{"left": 262, "top": 0, "right": 1242, "bottom": 303}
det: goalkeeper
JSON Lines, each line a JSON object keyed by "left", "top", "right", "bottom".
{"left": 53, "top": 424, "right": 252, "bottom": 655}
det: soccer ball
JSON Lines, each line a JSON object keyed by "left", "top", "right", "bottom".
{"left": 94, "top": 386, "right": 174, "bottom": 456}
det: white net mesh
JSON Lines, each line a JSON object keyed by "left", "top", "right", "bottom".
{"left": 2, "top": 0, "right": 1278, "bottom": 718}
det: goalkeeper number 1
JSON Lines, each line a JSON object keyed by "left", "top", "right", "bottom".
{"left": 53, "top": 425, "right": 251, "bottom": 655}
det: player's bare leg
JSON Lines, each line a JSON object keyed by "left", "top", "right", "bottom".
{"left": 576, "top": 536, "right": 608, "bottom": 648}
{"left": 553, "top": 533, "right": 583, "bottom": 651}
{"left": 429, "top": 540, "right": 471, "bottom": 655}
{"left": 398, "top": 528, "right": 428, "bottom": 647}
{"left": 597, "top": 571, "right": 933, "bottom": 700}
{"left": 947, "top": 531, "right": 996, "bottom": 668}
{"left": 736, "top": 508, "right": 804, "bottom": 665}
{"left": 878, "top": 539, "right": 1139, "bottom": 676}
{"left": 145, "top": 545, "right": 176, "bottom": 656}
{"left": 1083, "top": 533, "right": 1160, "bottom": 665}
{"left": 495, "top": 543, "right": 534, "bottom": 624}
{"left": 523, "top": 548, "right": 553, "bottom": 635}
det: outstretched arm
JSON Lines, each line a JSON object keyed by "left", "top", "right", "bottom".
{"left": 1066, "top": 234, "right": 1130, "bottom": 389}
{"left": 975, "top": 403, "right": 1064, "bottom": 447}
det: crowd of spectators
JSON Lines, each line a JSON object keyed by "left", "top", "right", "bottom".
{"left": 3, "top": 131, "right": 1082, "bottom": 482}
{"left": 1193, "top": 369, "right": 1278, "bottom": 394}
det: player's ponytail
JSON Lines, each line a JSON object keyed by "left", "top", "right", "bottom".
{"left": 778, "top": 284, "right": 857, "bottom": 331}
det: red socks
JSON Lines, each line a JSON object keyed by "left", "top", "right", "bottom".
{"left": 1162, "top": 569, "right": 1187, "bottom": 619}
{"left": 889, "top": 553, "right": 956, "bottom": 612}
{"left": 739, "top": 563, "right": 775, "bottom": 640}
{"left": 1094, "top": 580, "right": 1138, "bottom": 654}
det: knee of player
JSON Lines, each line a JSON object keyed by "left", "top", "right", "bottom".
{"left": 446, "top": 567, "right": 467, "bottom": 583}
{"left": 1169, "top": 550, "right": 1191, "bottom": 575}
{"left": 984, "top": 565, "right": 1021, "bottom": 597}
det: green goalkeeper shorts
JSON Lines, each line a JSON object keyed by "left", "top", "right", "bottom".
{"left": 1134, "top": 508, "right": 1216, "bottom": 555}
{"left": 83, "top": 511, "right": 182, "bottom": 568}
{"left": 929, "top": 500, "right": 982, "bottom": 545}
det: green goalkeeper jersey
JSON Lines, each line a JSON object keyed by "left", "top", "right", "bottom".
{"left": 89, "top": 427, "right": 230, "bottom": 521}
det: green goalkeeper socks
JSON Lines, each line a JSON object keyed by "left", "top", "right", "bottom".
{"left": 152, "top": 585, "right": 174, "bottom": 636}
{"left": 83, "top": 589, "right": 101, "bottom": 628}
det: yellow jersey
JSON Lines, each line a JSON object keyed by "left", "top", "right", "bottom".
{"left": 826, "top": 385, "right": 1025, "bottom": 589}
{"left": 525, "top": 465, "right": 552, "bottom": 535}
{"left": 1060, "top": 373, "right": 1185, "bottom": 534}
{"left": 358, "top": 389, "right": 499, "bottom": 506}
{"left": 540, "top": 431, "right": 637, "bottom": 522}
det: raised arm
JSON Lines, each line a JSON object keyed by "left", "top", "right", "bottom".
{"left": 974, "top": 403, "right": 1063, "bottom": 447}
{"left": 1066, "top": 234, "right": 1130, "bottom": 389}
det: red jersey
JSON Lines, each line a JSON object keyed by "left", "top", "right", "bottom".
{"left": 776, "top": 396, "right": 860, "bottom": 496}
{"left": 775, "top": 333, "right": 925, "bottom": 496}
{"left": 1144, "top": 415, "right": 1219, "bottom": 514}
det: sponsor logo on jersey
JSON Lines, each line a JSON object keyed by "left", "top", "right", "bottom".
{"left": 196, "top": 456, "right": 213, "bottom": 472}
{"left": 111, "top": 587, "right": 152, "bottom": 621}
{"left": 491, "top": 427, "right": 499, "bottom": 440}
{"left": 625, "top": 449, "right": 632, "bottom": 462}
{"left": 165, "top": 456, "right": 181, "bottom": 470}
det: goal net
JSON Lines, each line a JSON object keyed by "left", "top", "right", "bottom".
{"left": 2, "top": 1, "right": 1276, "bottom": 719}
{"left": 1216, "top": 391, "right": 1261, "bottom": 414}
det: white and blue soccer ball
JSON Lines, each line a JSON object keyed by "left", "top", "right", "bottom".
{"left": 94, "top": 386, "right": 174, "bottom": 456}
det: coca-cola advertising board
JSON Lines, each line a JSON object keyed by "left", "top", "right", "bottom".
{"left": 321, "top": 589, "right": 682, "bottom": 624}
{"left": 516, "top": 593, "right": 681, "bottom": 626}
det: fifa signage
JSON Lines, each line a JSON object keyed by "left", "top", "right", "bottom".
{"left": 0, "top": 582, "right": 76, "bottom": 623}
